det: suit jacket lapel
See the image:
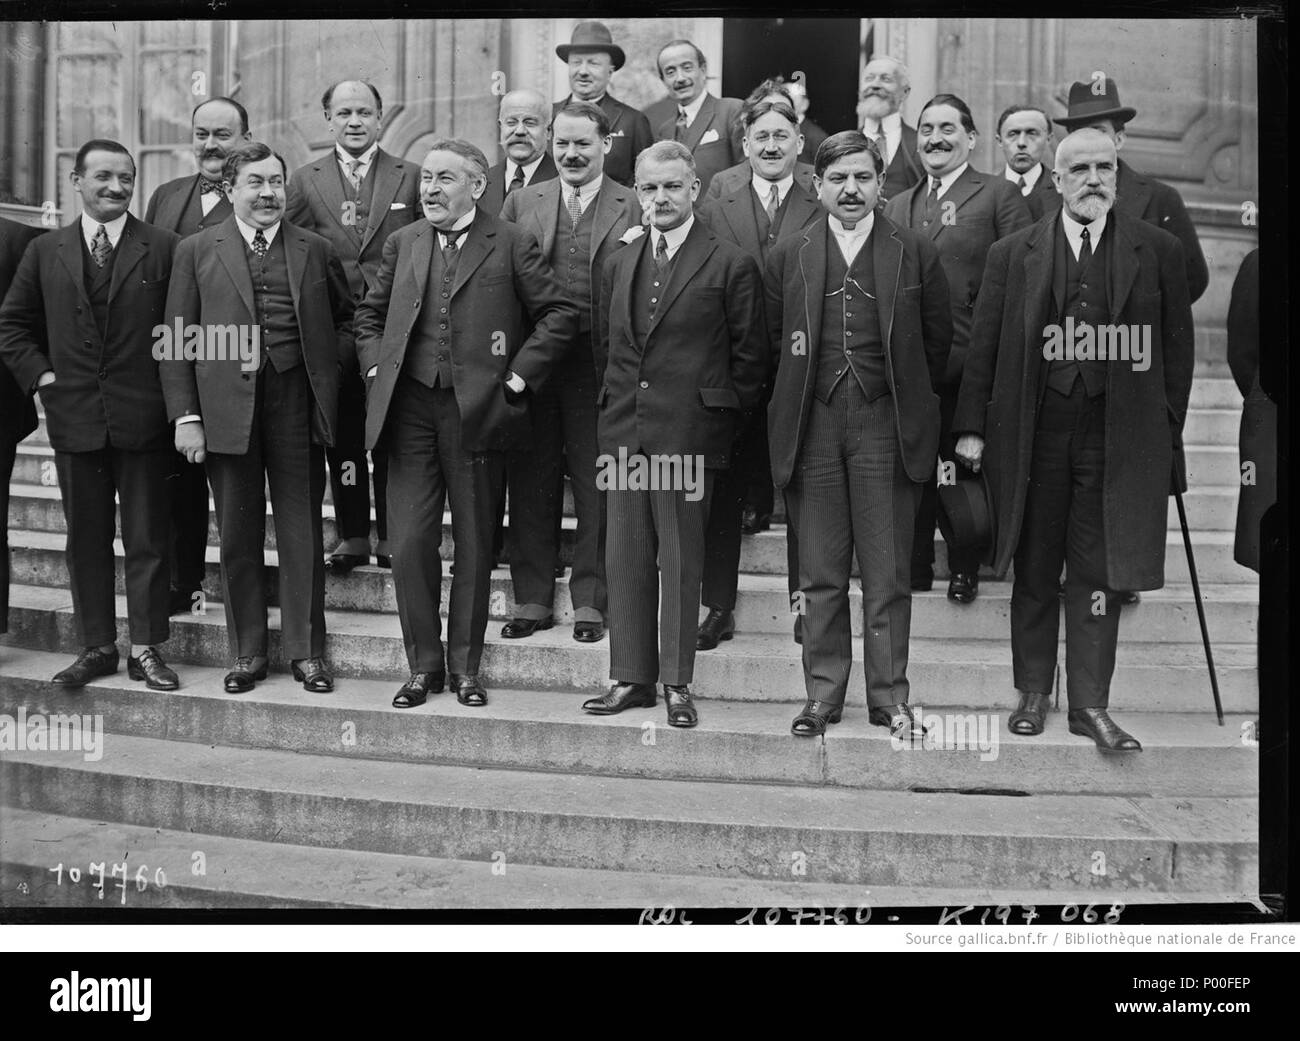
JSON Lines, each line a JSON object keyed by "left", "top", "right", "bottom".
{"left": 590, "top": 176, "right": 625, "bottom": 257}
{"left": 107, "top": 216, "right": 148, "bottom": 303}
{"left": 282, "top": 223, "right": 309, "bottom": 313}
{"left": 1022, "top": 220, "right": 1054, "bottom": 384}
{"left": 535, "top": 179, "right": 561, "bottom": 259}
{"left": 682, "top": 94, "right": 718, "bottom": 151}
{"left": 1108, "top": 215, "right": 1138, "bottom": 322}
{"left": 310, "top": 159, "right": 349, "bottom": 239}
{"left": 931, "top": 167, "right": 984, "bottom": 241}
{"left": 783, "top": 184, "right": 821, "bottom": 235}
{"left": 649, "top": 220, "right": 715, "bottom": 335}
{"left": 56, "top": 223, "right": 91, "bottom": 309}
{"left": 361, "top": 150, "right": 403, "bottom": 252}
{"left": 409, "top": 221, "right": 435, "bottom": 301}
{"left": 215, "top": 220, "right": 257, "bottom": 321}
{"left": 873, "top": 218, "right": 903, "bottom": 348}
{"left": 1116, "top": 159, "right": 1151, "bottom": 221}
{"left": 599, "top": 95, "right": 624, "bottom": 136}
{"left": 450, "top": 217, "right": 493, "bottom": 298}
{"left": 799, "top": 220, "right": 828, "bottom": 363}
{"left": 721, "top": 187, "right": 763, "bottom": 259}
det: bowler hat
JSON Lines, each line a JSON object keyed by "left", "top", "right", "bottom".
{"left": 1054, "top": 78, "right": 1137, "bottom": 129}
{"left": 937, "top": 471, "right": 994, "bottom": 560}
{"left": 556, "top": 21, "right": 626, "bottom": 71}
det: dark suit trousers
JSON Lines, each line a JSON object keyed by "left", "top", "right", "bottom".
{"left": 606, "top": 467, "right": 715, "bottom": 686}
{"left": 167, "top": 453, "right": 209, "bottom": 592}
{"left": 913, "top": 381, "right": 981, "bottom": 576}
{"left": 205, "top": 364, "right": 326, "bottom": 661}
{"left": 54, "top": 443, "right": 172, "bottom": 647}
{"left": 788, "top": 381, "right": 917, "bottom": 708}
{"left": 506, "top": 343, "right": 606, "bottom": 618}
{"left": 386, "top": 374, "right": 503, "bottom": 674}
{"left": 1011, "top": 383, "right": 1121, "bottom": 709}
{"left": 328, "top": 365, "right": 388, "bottom": 543}
{"left": 701, "top": 408, "right": 775, "bottom": 613}
{"left": 1, "top": 433, "right": 15, "bottom": 633}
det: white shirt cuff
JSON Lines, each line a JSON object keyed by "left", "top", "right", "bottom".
{"left": 176, "top": 414, "right": 202, "bottom": 426}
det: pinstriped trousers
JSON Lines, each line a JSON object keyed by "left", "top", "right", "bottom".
{"left": 605, "top": 466, "right": 715, "bottom": 686}
{"left": 788, "top": 379, "right": 918, "bottom": 708}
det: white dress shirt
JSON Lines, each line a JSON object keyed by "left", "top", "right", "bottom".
{"left": 652, "top": 213, "right": 694, "bottom": 261}
{"left": 198, "top": 178, "right": 224, "bottom": 215}
{"left": 80, "top": 211, "right": 128, "bottom": 252}
{"left": 861, "top": 111, "right": 903, "bottom": 166}
{"left": 436, "top": 208, "right": 475, "bottom": 249}
{"left": 508, "top": 154, "right": 547, "bottom": 189}
{"left": 751, "top": 172, "right": 794, "bottom": 207}
{"left": 234, "top": 215, "right": 281, "bottom": 248}
{"left": 564, "top": 176, "right": 602, "bottom": 215}
{"left": 929, "top": 161, "right": 969, "bottom": 199}
{"left": 1005, "top": 162, "right": 1044, "bottom": 195}
{"left": 678, "top": 91, "right": 708, "bottom": 128}
{"left": 828, "top": 212, "right": 874, "bottom": 266}
{"left": 1060, "top": 208, "right": 1107, "bottom": 261}
{"left": 336, "top": 142, "right": 379, "bottom": 185}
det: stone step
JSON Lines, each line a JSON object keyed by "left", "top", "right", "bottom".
{"left": 1182, "top": 408, "right": 1242, "bottom": 446}
{"left": 0, "top": 731, "right": 1257, "bottom": 894}
{"left": 0, "top": 648, "right": 1257, "bottom": 797}
{"left": 2, "top": 585, "right": 1257, "bottom": 711}
{"left": 6, "top": 529, "right": 1259, "bottom": 644}
{"left": 1188, "top": 377, "right": 1245, "bottom": 410}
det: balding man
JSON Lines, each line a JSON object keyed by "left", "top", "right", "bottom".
{"left": 483, "top": 89, "right": 559, "bottom": 215}
{"left": 857, "top": 56, "right": 924, "bottom": 201}
{"left": 953, "top": 129, "right": 1195, "bottom": 751}
{"left": 145, "top": 96, "right": 252, "bottom": 618}
{"left": 286, "top": 80, "right": 421, "bottom": 574}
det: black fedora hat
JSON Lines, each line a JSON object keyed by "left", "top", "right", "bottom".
{"left": 556, "top": 21, "right": 626, "bottom": 71}
{"left": 937, "top": 471, "right": 994, "bottom": 560}
{"left": 1054, "top": 78, "right": 1138, "bottom": 129}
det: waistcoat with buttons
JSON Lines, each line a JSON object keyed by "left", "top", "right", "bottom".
{"left": 630, "top": 237, "right": 678, "bottom": 350}
{"left": 336, "top": 156, "right": 376, "bottom": 243}
{"left": 552, "top": 189, "right": 596, "bottom": 335}
{"left": 80, "top": 233, "right": 118, "bottom": 341}
{"left": 1046, "top": 218, "right": 1110, "bottom": 398}
{"left": 403, "top": 235, "right": 459, "bottom": 388}
{"left": 750, "top": 182, "right": 789, "bottom": 263}
{"left": 243, "top": 230, "right": 302, "bottom": 372}
{"left": 814, "top": 228, "right": 887, "bottom": 403}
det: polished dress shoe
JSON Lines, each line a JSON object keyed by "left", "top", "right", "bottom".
{"left": 664, "top": 684, "right": 698, "bottom": 728}
{"left": 1119, "top": 591, "right": 1141, "bottom": 605}
{"left": 1068, "top": 707, "right": 1142, "bottom": 752}
{"left": 695, "top": 608, "right": 734, "bottom": 651}
{"left": 573, "top": 620, "right": 606, "bottom": 643}
{"left": 224, "top": 656, "right": 268, "bottom": 694}
{"left": 52, "top": 646, "right": 119, "bottom": 688}
{"left": 791, "top": 699, "right": 843, "bottom": 737}
{"left": 392, "top": 671, "right": 445, "bottom": 708}
{"left": 582, "top": 682, "right": 657, "bottom": 715}
{"left": 554, "top": 563, "right": 567, "bottom": 577}
{"left": 450, "top": 673, "right": 488, "bottom": 707}
{"left": 1008, "top": 691, "right": 1051, "bottom": 736}
{"left": 868, "top": 703, "right": 926, "bottom": 740}
{"left": 375, "top": 540, "right": 391, "bottom": 569}
{"left": 501, "top": 615, "right": 554, "bottom": 639}
{"left": 326, "top": 552, "right": 368, "bottom": 573}
{"left": 910, "top": 567, "right": 934, "bottom": 593}
{"left": 947, "top": 572, "right": 979, "bottom": 603}
{"left": 127, "top": 647, "right": 179, "bottom": 691}
{"left": 740, "top": 506, "right": 770, "bottom": 535}
{"left": 291, "top": 657, "right": 334, "bottom": 692}
{"left": 168, "top": 587, "right": 203, "bottom": 616}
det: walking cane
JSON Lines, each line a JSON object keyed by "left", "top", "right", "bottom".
{"left": 1175, "top": 491, "right": 1225, "bottom": 725}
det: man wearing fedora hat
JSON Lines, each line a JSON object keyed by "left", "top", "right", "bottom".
{"left": 554, "top": 21, "right": 653, "bottom": 190}
{"left": 1053, "top": 76, "right": 1208, "bottom": 305}
{"left": 952, "top": 128, "right": 1195, "bottom": 752}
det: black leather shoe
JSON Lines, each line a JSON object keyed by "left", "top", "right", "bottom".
{"left": 501, "top": 615, "right": 554, "bottom": 639}
{"left": 695, "top": 608, "right": 734, "bottom": 650}
{"left": 326, "top": 552, "right": 368, "bottom": 573}
{"left": 1068, "top": 707, "right": 1142, "bottom": 752}
{"left": 791, "top": 699, "right": 843, "bottom": 736}
{"left": 740, "top": 506, "right": 770, "bottom": 535}
{"left": 375, "top": 540, "right": 391, "bottom": 569}
{"left": 392, "top": 671, "right": 445, "bottom": 708}
{"left": 947, "top": 572, "right": 979, "bottom": 603}
{"left": 664, "top": 684, "right": 698, "bottom": 728}
{"left": 554, "top": 563, "right": 567, "bottom": 577}
{"left": 450, "top": 673, "right": 488, "bottom": 706}
{"left": 1119, "top": 591, "right": 1141, "bottom": 606}
{"left": 793, "top": 615, "right": 803, "bottom": 645}
{"left": 582, "top": 682, "right": 657, "bottom": 715}
{"left": 910, "top": 568, "right": 934, "bottom": 592}
{"left": 291, "top": 657, "right": 334, "bottom": 692}
{"left": 169, "top": 587, "right": 203, "bottom": 616}
{"left": 224, "top": 656, "right": 268, "bottom": 694}
{"left": 868, "top": 703, "right": 926, "bottom": 740}
{"left": 127, "top": 647, "right": 179, "bottom": 691}
{"left": 52, "top": 646, "right": 120, "bottom": 688}
{"left": 573, "top": 621, "right": 606, "bottom": 643}
{"left": 1008, "top": 691, "right": 1051, "bottom": 736}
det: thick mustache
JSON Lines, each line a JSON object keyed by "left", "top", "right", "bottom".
{"left": 561, "top": 158, "right": 587, "bottom": 166}
{"left": 924, "top": 142, "right": 953, "bottom": 152}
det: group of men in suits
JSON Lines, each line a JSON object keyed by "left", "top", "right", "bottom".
{"left": 0, "top": 16, "right": 1218, "bottom": 752}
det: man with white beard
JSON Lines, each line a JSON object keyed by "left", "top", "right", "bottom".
{"left": 856, "top": 56, "right": 923, "bottom": 201}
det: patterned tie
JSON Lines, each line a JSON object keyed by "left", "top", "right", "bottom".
{"left": 507, "top": 165, "right": 525, "bottom": 195}
{"left": 251, "top": 229, "right": 268, "bottom": 259}
{"left": 654, "top": 233, "right": 669, "bottom": 272}
{"left": 765, "top": 183, "right": 780, "bottom": 224}
{"left": 1017, "top": 174, "right": 1028, "bottom": 195}
{"left": 346, "top": 158, "right": 363, "bottom": 191}
{"left": 199, "top": 178, "right": 223, "bottom": 195}
{"left": 90, "top": 224, "right": 111, "bottom": 268}
{"left": 674, "top": 108, "right": 688, "bottom": 142}
{"left": 568, "top": 186, "right": 584, "bottom": 225}
{"left": 443, "top": 226, "right": 464, "bottom": 254}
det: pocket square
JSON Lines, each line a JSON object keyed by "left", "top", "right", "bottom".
{"left": 699, "top": 128, "right": 720, "bottom": 146}
{"left": 610, "top": 129, "right": 625, "bottom": 137}
{"left": 390, "top": 202, "right": 407, "bottom": 209}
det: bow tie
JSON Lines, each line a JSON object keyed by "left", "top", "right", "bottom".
{"left": 199, "top": 179, "right": 223, "bottom": 196}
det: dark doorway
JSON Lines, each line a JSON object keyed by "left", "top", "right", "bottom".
{"left": 721, "top": 17, "right": 865, "bottom": 136}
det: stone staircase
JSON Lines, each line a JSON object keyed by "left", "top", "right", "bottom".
{"left": 0, "top": 370, "right": 1260, "bottom": 910}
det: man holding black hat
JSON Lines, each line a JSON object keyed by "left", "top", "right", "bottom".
{"left": 553, "top": 21, "right": 653, "bottom": 189}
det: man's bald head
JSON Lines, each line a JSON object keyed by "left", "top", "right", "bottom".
{"left": 1052, "top": 128, "right": 1118, "bottom": 223}
{"left": 498, "top": 88, "right": 553, "bottom": 166}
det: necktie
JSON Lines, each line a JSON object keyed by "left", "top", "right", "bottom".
{"left": 873, "top": 127, "right": 888, "bottom": 166}
{"left": 90, "top": 224, "right": 111, "bottom": 268}
{"left": 654, "top": 233, "right": 669, "bottom": 272}
{"left": 507, "top": 165, "right": 525, "bottom": 195}
{"left": 568, "top": 187, "right": 583, "bottom": 225}
{"left": 443, "top": 227, "right": 464, "bottom": 254}
{"left": 1079, "top": 226, "right": 1093, "bottom": 265}
{"left": 924, "top": 176, "right": 941, "bottom": 225}
{"left": 346, "top": 158, "right": 363, "bottom": 191}
{"left": 251, "top": 229, "right": 268, "bottom": 259}
{"left": 765, "top": 184, "right": 780, "bottom": 224}
{"left": 674, "top": 108, "right": 688, "bottom": 142}
{"left": 1017, "top": 175, "right": 1028, "bottom": 195}
{"left": 199, "top": 178, "right": 223, "bottom": 195}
